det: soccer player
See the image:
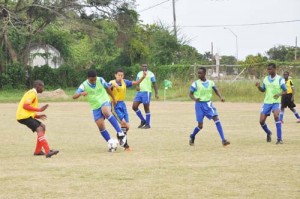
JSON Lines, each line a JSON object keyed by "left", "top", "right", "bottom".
{"left": 132, "top": 64, "right": 159, "bottom": 129}
{"left": 189, "top": 67, "right": 230, "bottom": 147}
{"left": 73, "top": 70, "right": 127, "bottom": 152}
{"left": 279, "top": 71, "right": 300, "bottom": 123}
{"left": 110, "top": 69, "right": 147, "bottom": 140}
{"left": 255, "top": 63, "right": 287, "bottom": 144}
{"left": 16, "top": 80, "right": 59, "bottom": 158}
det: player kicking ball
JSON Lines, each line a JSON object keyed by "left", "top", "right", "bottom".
{"left": 279, "top": 71, "right": 300, "bottom": 123}
{"left": 189, "top": 67, "right": 230, "bottom": 147}
{"left": 109, "top": 69, "right": 147, "bottom": 151}
{"left": 255, "top": 63, "right": 287, "bottom": 144}
{"left": 16, "top": 80, "right": 59, "bottom": 158}
{"left": 73, "top": 70, "right": 127, "bottom": 152}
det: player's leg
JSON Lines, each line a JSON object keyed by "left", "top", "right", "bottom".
{"left": 101, "top": 105, "right": 127, "bottom": 147}
{"left": 288, "top": 100, "right": 300, "bottom": 122}
{"left": 95, "top": 117, "right": 111, "bottom": 142}
{"left": 142, "top": 103, "right": 151, "bottom": 129}
{"left": 273, "top": 104, "right": 283, "bottom": 144}
{"left": 260, "top": 104, "right": 273, "bottom": 142}
{"left": 279, "top": 106, "right": 285, "bottom": 123}
{"left": 212, "top": 115, "right": 230, "bottom": 146}
{"left": 189, "top": 122, "right": 203, "bottom": 146}
{"left": 132, "top": 99, "right": 146, "bottom": 128}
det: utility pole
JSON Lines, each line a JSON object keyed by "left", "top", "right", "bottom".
{"left": 295, "top": 36, "right": 298, "bottom": 61}
{"left": 172, "top": 0, "right": 177, "bottom": 39}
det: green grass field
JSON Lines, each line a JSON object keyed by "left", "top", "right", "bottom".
{"left": 0, "top": 102, "right": 299, "bottom": 199}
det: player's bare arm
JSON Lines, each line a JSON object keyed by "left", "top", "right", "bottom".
{"left": 106, "top": 87, "right": 117, "bottom": 105}
{"left": 153, "top": 82, "right": 159, "bottom": 99}
{"left": 189, "top": 91, "right": 200, "bottom": 102}
{"left": 132, "top": 71, "right": 147, "bottom": 86}
{"left": 214, "top": 88, "right": 225, "bottom": 102}
{"left": 72, "top": 92, "right": 88, "bottom": 99}
{"left": 291, "top": 86, "right": 295, "bottom": 101}
{"left": 255, "top": 82, "right": 265, "bottom": 92}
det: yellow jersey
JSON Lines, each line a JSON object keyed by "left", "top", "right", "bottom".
{"left": 110, "top": 80, "right": 127, "bottom": 101}
{"left": 285, "top": 79, "right": 293, "bottom": 94}
{"left": 16, "top": 89, "right": 38, "bottom": 120}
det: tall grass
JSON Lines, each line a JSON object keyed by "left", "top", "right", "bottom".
{"left": 0, "top": 79, "right": 299, "bottom": 103}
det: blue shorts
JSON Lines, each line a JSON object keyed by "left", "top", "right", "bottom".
{"left": 112, "top": 101, "right": 129, "bottom": 123}
{"left": 195, "top": 101, "right": 218, "bottom": 123}
{"left": 92, "top": 101, "right": 111, "bottom": 121}
{"left": 261, "top": 103, "right": 280, "bottom": 116}
{"left": 134, "top": 92, "right": 152, "bottom": 104}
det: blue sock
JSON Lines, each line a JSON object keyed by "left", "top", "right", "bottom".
{"left": 190, "top": 127, "right": 200, "bottom": 139}
{"left": 146, "top": 112, "right": 151, "bottom": 125}
{"left": 100, "top": 129, "right": 111, "bottom": 142}
{"left": 275, "top": 121, "right": 282, "bottom": 140}
{"left": 215, "top": 120, "right": 225, "bottom": 141}
{"left": 107, "top": 115, "right": 122, "bottom": 134}
{"left": 261, "top": 123, "right": 271, "bottom": 134}
{"left": 293, "top": 108, "right": 300, "bottom": 119}
{"left": 135, "top": 110, "right": 145, "bottom": 122}
{"left": 279, "top": 110, "right": 284, "bottom": 121}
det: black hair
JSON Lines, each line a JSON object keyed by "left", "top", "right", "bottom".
{"left": 87, "top": 70, "right": 97, "bottom": 78}
{"left": 33, "top": 80, "right": 44, "bottom": 88}
{"left": 267, "top": 63, "right": 276, "bottom": 69}
{"left": 115, "top": 68, "right": 124, "bottom": 74}
{"left": 198, "top": 67, "right": 206, "bottom": 73}
{"left": 283, "top": 71, "right": 289, "bottom": 75}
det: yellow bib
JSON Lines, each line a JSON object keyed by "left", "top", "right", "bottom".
{"left": 110, "top": 80, "right": 127, "bottom": 101}
{"left": 285, "top": 79, "right": 293, "bottom": 94}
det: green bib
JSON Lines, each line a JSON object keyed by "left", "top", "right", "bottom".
{"left": 263, "top": 76, "right": 282, "bottom": 104}
{"left": 138, "top": 71, "right": 154, "bottom": 92}
{"left": 193, "top": 80, "right": 214, "bottom": 101}
{"left": 83, "top": 77, "right": 110, "bottom": 110}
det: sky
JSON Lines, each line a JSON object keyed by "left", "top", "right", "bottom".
{"left": 135, "top": 0, "right": 300, "bottom": 60}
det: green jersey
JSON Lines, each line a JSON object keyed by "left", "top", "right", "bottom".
{"left": 137, "top": 70, "right": 156, "bottom": 92}
{"left": 81, "top": 77, "right": 110, "bottom": 110}
{"left": 262, "top": 75, "right": 286, "bottom": 104}
{"left": 191, "top": 80, "right": 215, "bottom": 102}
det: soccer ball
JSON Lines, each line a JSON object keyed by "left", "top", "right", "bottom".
{"left": 107, "top": 138, "right": 118, "bottom": 152}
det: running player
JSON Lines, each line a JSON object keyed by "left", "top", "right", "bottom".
{"left": 189, "top": 67, "right": 230, "bottom": 147}
{"left": 132, "top": 64, "right": 159, "bottom": 129}
{"left": 279, "top": 71, "right": 300, "bottom": 123}
{"left": 255, "top": 63, "right": 287, "bottom": 144}
{"left": 16, "top": 80, "right": 59, "bottom": 158}
{"left": 73, "top": 70, "right": 127, "bottom": 151}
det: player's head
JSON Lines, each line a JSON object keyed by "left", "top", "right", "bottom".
{"left": 197, "top": 67, "right": 206, "bottom": 80}
{"left": 33, "top": 80, "right": 44, "bottom": 93}
{"left": 141, "top": 63, "right": 148, "bottom": 71}
{"left": 267, "top": 63, "right": 276, "bottom": 76}
{"left": 283, "top": 71, "right": 289, "bottom": 80}
{"left": 115, "top": 69, "right": 124, "bottom": 81}
{"left": 87, "top": 69, "right": 97, "bottom": 84}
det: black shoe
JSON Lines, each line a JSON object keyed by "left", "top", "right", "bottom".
{"left": 141, "top": 124, "right": 151, "bottom": 129}
{"left": 46, "top": 150, "right": 59, "bottom": 158}
{"left": 117, "top": 134, "right": 127, "bottom": 147}
{"left": 267, "top": 132, "right": 272, "bottom": 142}
{"left": 189, "top": 136, "right": 195, "bottom": 146}
{"left": 138, "top": 121, "right": 146, "bottom": 128}
{"left": 34, "top": 151, "right": 45, "bottom": 156}
{"left": 222, "top": 140, "right": 230, "bottom": 146}
{"left": 276, "top": 139, "right": 283, "bottom": 144}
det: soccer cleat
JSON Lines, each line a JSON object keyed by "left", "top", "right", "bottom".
{"left": 124, "top": 145, "right": 132, "bottom": 151}
{"left": 297, "top": 119, "right": 300, "bottom": 123}
{"left": 222, "top": 140, "right": 230, "bottom": 146}
{"left": 108, "top": 148, "right": 115, "bottom": 152}
{"left": 189, "top": 137, "right": 195, "bottom": 146}
{"left": 276, "top": 140, "right": 283, "bottom": 144}
{"left": 141, "top": 124, "right": 151, "bottom": 129}
{"left": 34, "top": 151, "right": 45, "bottom": 156}
{"left": 138, "top": 121, "right": 146, "bottom": 128}
{"left": 117, "top": 134, "right": 127, "bottom": 147}
{"left": 46, "top": 150, "right": 59, "bottom": 158}
{"left": 266, "top": 132, "right": 272, "bottom": 142}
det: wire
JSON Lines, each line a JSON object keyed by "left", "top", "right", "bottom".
{"left": 181, "top": 19, "right": 300, "bottom": 28}
{"left": 138, "top": 0, "right": 171, "bottom": 13}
